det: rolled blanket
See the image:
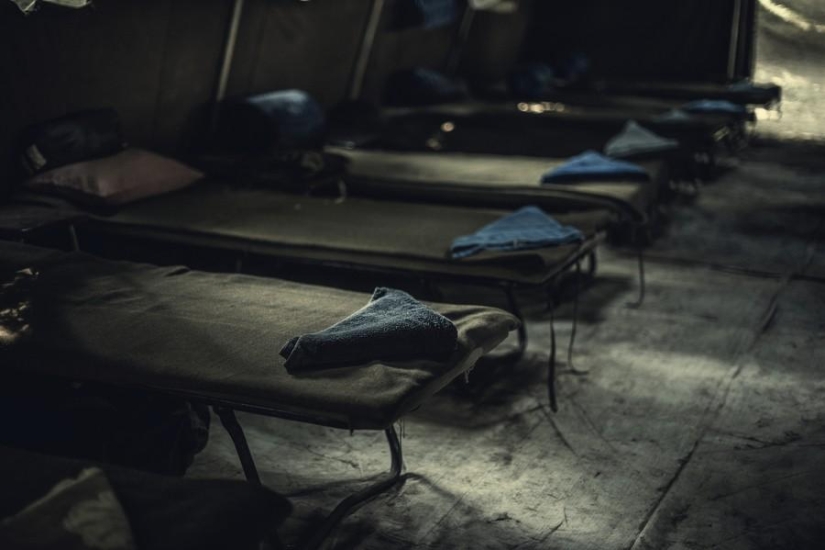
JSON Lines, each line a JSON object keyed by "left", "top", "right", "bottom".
{"left": 682, "top": 99, "right": 748, "bottom": 115}
{"left": 393, "top": 0, "right": 458, "bottom": 30}
{"left": 451, "top": 206, "right": 583, "bottom": 260}
{"left": 541, "top": 151, "right": 650, "bottom": 184}
{"left": 280, "top": 288, "right": 458, "bottom": 372}
{"left": 604, "top": 121, "right": 679, "bottom": 159}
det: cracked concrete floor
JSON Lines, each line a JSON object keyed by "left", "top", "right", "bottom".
{"left": 188, "top": 140, "right": 825, "bottom": 549}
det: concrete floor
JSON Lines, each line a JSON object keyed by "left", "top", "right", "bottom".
{"left": 188, "top": 138, "right": 825, "bottom": 549}
{"left": 755, "top": 1, "right": 825, "bottom": 139}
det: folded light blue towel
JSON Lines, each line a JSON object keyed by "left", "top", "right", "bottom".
{"left": 393, "top": 0, "right": 458, "bottom": 30}
{"left": 541, "top": 151, "right": 650, "bottom": 184}
{"left": 654, "top": 108, "right": 694, "bottom": 123}
{"left": 280, "top": 288, "right": 457, "bottom": 372}
{"left": 604, "top": 121, "right": 680, "bottom": 159}
{"left": 682, "top": 99, "right": 747, "bottom": 115}
{"left": 451, "top": 206, "right": 584, "bottom": 260}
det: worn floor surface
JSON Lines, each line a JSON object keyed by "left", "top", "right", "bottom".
{"left": 189, "top": 140, "right": 825, "bottom": 549}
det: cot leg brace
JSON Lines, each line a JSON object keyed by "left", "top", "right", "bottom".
{"left": 503, "top": 285, "right": 528, "bottom": 362}
{"left": 214, "top": 407, "right": 404, "bottom": 550}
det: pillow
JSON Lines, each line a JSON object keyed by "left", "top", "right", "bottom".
{"left": 24, "top": 148, "right": 204, "bottom": 207}
{"left": 0, "top": 467, "right": 137, "bottom": 550}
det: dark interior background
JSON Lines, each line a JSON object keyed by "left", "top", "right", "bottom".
{"left": 524, "top": 0, "right": 739, "bottom": 82}
{"left": 0, "top": 0, "right": 749, "bottom": 197}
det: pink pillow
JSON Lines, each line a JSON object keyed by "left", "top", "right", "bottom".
{"left": 25, "top": 148, "right": 204, "bottom": 207}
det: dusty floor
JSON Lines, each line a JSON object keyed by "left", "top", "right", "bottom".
{"left": 188, "top": 136, "right": 825, "bottom": 549}
{"left": 755, "top": 0, "right": 825, "bottom": 140}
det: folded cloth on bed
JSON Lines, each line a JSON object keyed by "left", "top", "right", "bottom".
{"left": 393, "top": 0, "right": 458, "bottom": 30}
{"left": 451, "top": 206, "right": 583, "bottom": 259}
{"left": 604, "top": 121, "right": 680, "bottom": 159}
{"left": 682, "top": 99, "right": 747, "bottom": 115}
{"left": 654, "top": 108, "right": 694, "bottom": 123}
{"left": 280, "top": 287, "right": 457, "bottom": 372}
{"left": 540, "top": 151, "right": 650, "bottom": 184}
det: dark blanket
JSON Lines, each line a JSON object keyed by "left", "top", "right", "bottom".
{"left": 281, "top": 287, "right": 457, "bottom": 372}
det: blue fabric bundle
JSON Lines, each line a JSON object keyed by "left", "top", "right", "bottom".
{"left": 220, "top": 89, "right": 326, "bottom": 153}
{"left": 280, "top": 288, "right": 458, "bottom": 372}
{"left": 682, "top": 99, "right": 748, "bottom": 115}
{"left": 604, "top": 121, "right": 679, "bottom": 159}
{"left": 507, "top": 63, "right": 555, "bottom": 100}
{"left": 541, "top": 151, "right": 650, "bottom": 184}
{"left": 385, "top": 68, "right": 468, "bottom": 106}
{"left": 393, "top": 0, "right": 459, "bottom": 30}
{"left": 451, "top": 206, "right": 584, "bottom": 260}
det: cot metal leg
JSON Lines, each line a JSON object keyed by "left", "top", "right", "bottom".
{"left": 214, "top": 406, "right": 262, "bottom": 485}
{"left": 627, "top": 227, "right": 646, "bottom": 309}
{"left": 68, "top": 225, "right": 80, "bottom": 251}
{"left": 303, "top": 427, "right": 404, "bottom": 550}
{"left": 504, "top": 285, "right": 528, "bottom": 361}
{"left": 547, "top": 305, "right": 558, "bottom": 413}
{"left": 586, "top": 251, "right": 598, "bottom": 279}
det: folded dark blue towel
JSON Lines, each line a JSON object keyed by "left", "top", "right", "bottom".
{"left": 604, "top": 121, "right": 679, "bottom": 159}
{"left": 541, "top": 151, "right": 650, "bottom": 184}
{"left": 385, "top": 68, "right": 468, "bottom": 106}
{"left": 682, "top": 99, "right": 747, "bottom": 115}
{"left": 451, "top": 206, "right": 584, "bottom": 260}
{"left": 393, "top": 0, "right": 459, "bottom": 30}
{"left": 280, "top": 288, "right": 458, "bottom": 372}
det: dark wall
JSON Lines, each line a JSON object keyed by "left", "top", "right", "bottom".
{"left": 0, "top": 0, "right": 530, "bottom": 196}
{"left": 524, "top": 0, "right": 738, "bottom": 82}
{"left": 227, "top": 0, "right": 371, "bottom": 105}
{"left": 0, "top": 0, "right": 231, "bottom": 195}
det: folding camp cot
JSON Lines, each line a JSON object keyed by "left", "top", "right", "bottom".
{"left": 33, "top": 184, "right": 606, "bottom": 360}
{"left": 328, "top": 147, "right": 663, "bottom": 305}
{"left": 374, "top": 102, "right": 733, "bottom": 162}
{"left": 0, "top": 446, "right": 291, "bottom": 550}
{"left": 329, "top": 147, "right": 667, "bottom": 226}
{"left": 597, "top": 80, "right": 781, "bottom": 110}
{"left": 335, "top": 102, "right": 734, "bottom": 180}
{"left": 0, "top": 240, "right": 518, "bottom": 549}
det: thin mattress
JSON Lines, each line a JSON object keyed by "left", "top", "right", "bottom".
{"left": 86, "top": 185, "right": 610, "bottom": 286}
{"left": 0, "top": 242, "right": 518, "bottom": 430}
